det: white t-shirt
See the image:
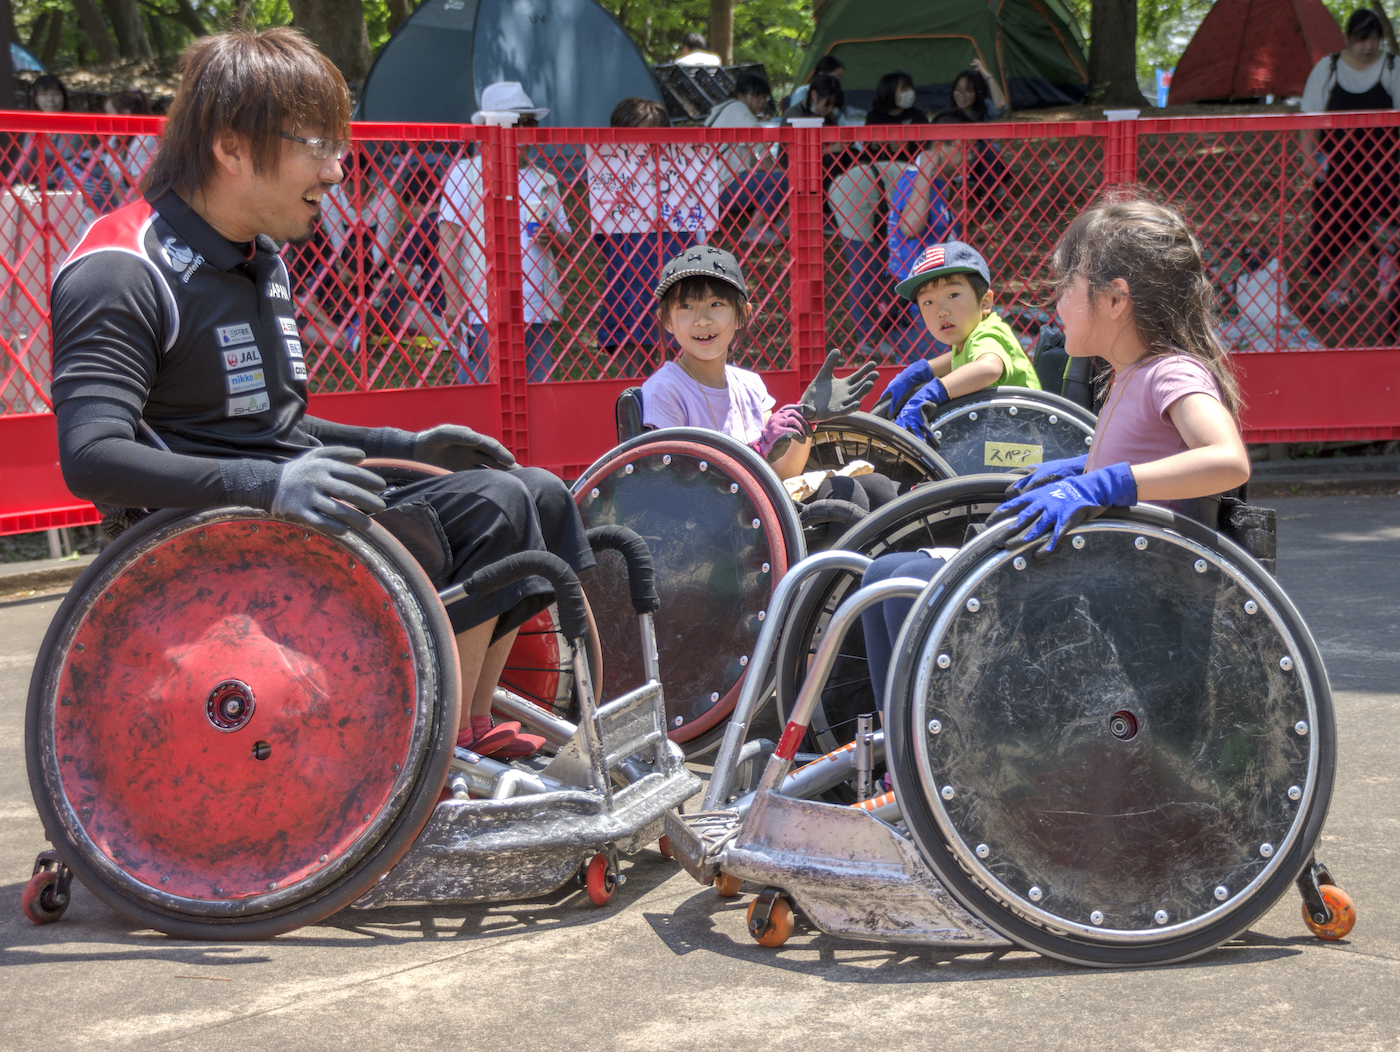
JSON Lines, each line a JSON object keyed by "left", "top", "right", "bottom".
{"left": 1301, "top": 53, "right": 1400, "bottom": 112}
{"left": 641, "top": 360, "right": 775, "bottom": 444}
{"left": 439, "top": 156, "right": 572, "bottom": 324}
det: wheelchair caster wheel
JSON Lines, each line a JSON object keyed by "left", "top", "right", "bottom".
{"left": 585, "top": 853, "right": 617, "bottom": 906}
{"left": 747, "top": 889, "right": 794, "bottom": 948}
{"left": 658, "top": 835, "right": 672, "bottom": 860}
{"left": 714, "top": 872, "right": 743, "bottom": 898}
{"left": 21, "top": 851, "right": 72, "bottom": 925}
{"left": 1303, "top": 885, "right": 1356, "bottom": 941}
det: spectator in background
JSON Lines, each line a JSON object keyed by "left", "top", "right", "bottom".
{"left": 887, "top": 137, "right": 961, "bottom": 360}
{"left": 950, "top": 59, "right": 1008, "bottom": 121}
{"left": 381, "top": 162, "right": 447, "bottom": 340}
{"left": 709, "top": 72, "right": 789, "bottom": 245}
{"left": 99, "top": 89, "right": 157, "bottom": 208}
{"left": 1300, "top": 8, "right": 1400, "bottom": 310}
{"left": 588, "top": 96, "right": 692, "bottom": 375}
{"left": 948, "top": 61, "right": 1011, "bottom": 213}
{"left": 30, "top": 73, "right": 67, "bottom": 114}
{"left": 675, "top": 31, "right": 721, "bottom": 67}
{"left": 789, "top": 56, "right": 863, "bottom": 124}
{"left": 439, "top": 82, "right": 568, "bottom": 383}
{"left": 864, "top": 70, "right": 929, "bottom": 164}
{"left": 781, "top": 73, "right": 843, "bottom": 126}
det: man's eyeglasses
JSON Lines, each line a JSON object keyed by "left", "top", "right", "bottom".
{"left": 279, "top": 131, "right": 351, "bottom": 161}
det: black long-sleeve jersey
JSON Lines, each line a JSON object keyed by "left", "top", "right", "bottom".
{"left": 49, "top": 190, "right": 411, "bottom": 510}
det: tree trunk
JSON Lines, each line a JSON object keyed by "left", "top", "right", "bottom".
{"left": 287, "top": 0, "right": 372, "bottom": 84}
{"left": 1088, "top": 0, "right": 1148, "bottom": 107}
{"left": 708, "top": 0, "right": 732, "bottom": 65}
{"left": 813, "top": 0, "right": 836, "bottom": 21}
{"left": 27, "top": 9, "right": 51, "bottom": 51}
{"left": 102, "top": 0, "right": 154, "bottom": 60}
{"left": 71, "top": 0, "right": 121, "bottom": 65}
{"left": 386, "top": 0, "right": 414, "bottom": 35}
{"left": 0, "top": 0, "right": 14, "bottom": 111}
{"left": 138, "top": 0, "right": 208, "bottom": 38}
{"left": 41, "top": 9, "right": 65, "bottom": 67}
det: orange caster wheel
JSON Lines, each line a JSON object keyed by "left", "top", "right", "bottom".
{"left": 714, "top": 872, "right": 742, "bottom": 898}
{"left": 658, "top": 835, "right": 672, "bottom": 859}
{"left": 20, "top": 851, "right": 72, "bottom": 926}
{"left": 1303, "top": 884, "right": 1356, "bottom": 940}
{"left": 747, "top": 889, "right": 794, "bottom": 948}
{"left": 585, "top": 853, "right": 617, "bottom": 906}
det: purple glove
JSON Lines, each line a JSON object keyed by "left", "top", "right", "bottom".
{"left": 1004, "top": 455, "right": 1088, "bottom": 495}
{"left": 893, "top": 377, "right": 950, "bottom": 436}
{"left": 882, "top": 358, "right": 933, "bottom": 415}
{"left": 751, "top": 404, "right": 813, "bottom": 462}
{"left": 987, "top": 461, "right": 1137, "bottom": 554}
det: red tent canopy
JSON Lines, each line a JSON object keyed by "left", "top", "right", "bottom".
{"left": 1168, "top": 0, "right": 1346, "bottom": 104}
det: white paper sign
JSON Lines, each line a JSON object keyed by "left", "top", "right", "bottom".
{"left": 585, "top": 143, "right": 722, "bottom": 237}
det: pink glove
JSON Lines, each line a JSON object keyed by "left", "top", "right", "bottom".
{"left": 750, "top": 404, "right": 812, "bottom": 462}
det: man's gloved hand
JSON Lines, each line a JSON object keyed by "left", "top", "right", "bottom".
{"left": 750, "top": 404, "right": 813, "bottom": 462}
{"left": 412, "top": 424, "right": 516, "bottom": 470}
{"left": 269, "top": 447, "right": 387, "bottom": 535}
{"left": 881, "top": 358, "right": 933, "bottom": 416}
{"left": 800, "top": 350, "right": 880, "bottom": 421}
{"left": 893, "top": 377, "right": 950, "bottom": 435}
{"left": 1004, "top": 454, "right": 1088, "bottom": 495}
{"left": 987, "top": 461, "right": 1137, "bottom": 554}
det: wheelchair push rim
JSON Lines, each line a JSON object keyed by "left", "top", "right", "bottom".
{"left": 804, "top": 412, "right": 954, "bottom": 493}
{"left": 885, "top": 507, "right": 1335, "bottom": 966}
{"left": 26, "top": 507, "right": 461, "bottom": 939}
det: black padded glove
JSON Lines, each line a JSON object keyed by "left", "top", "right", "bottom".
{"left": 268, "top": 447, "right": 387, "bottom": 535}
{"left": 799, "top": 350, "right": 880, "bottom": 421}
{"left": 411, "top": 424, "right": 516, "bottom": 470}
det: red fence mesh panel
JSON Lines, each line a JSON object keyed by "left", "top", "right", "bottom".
{"left": 2, "top": 112, "right": 1399, "bottom": 534}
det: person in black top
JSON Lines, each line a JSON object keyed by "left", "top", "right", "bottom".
{"left": 48, "top": 27, "right": 592, "bottom": 759}
{"left": 864, "top": 71, "right": 929, "bottom": 165}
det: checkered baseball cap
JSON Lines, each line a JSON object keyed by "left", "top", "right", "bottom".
{"left": 895, "top": 241, "right": 992, "bottom": 301}
{"left": 655, "top": 245, "right": 749, "bottom": 300}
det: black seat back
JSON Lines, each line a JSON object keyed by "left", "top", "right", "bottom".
{"left": 616, "top": 387, "right": 645, "bottom": 443}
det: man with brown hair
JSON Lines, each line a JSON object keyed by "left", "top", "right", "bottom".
{"left": 48, "top": 27, "right": 591, "bottom": 758}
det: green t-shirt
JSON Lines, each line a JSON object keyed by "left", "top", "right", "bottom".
{"left": 951, "top": 312, "right": 1042, "bottom": 391}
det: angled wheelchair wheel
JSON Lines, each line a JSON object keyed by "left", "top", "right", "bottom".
{"left": 805, "top": 412, "right": 955, "bottom": 493}
{"left": 775, "top": 475, "right": 1019, "bottom": 763}
{"left": 26, "top": 507, "right": 461, "bottom": 939}
{"left": 498, "top": 601, "right": 603, "bottom": 721}
{"left": 885, "top": 507, "right": 1335, "bottom": 966}
{"left": 923, "top": 388, "right": 1096, "bottom": 478}
{"left": 574, "top": 429, "right": 804, "bottom": 752}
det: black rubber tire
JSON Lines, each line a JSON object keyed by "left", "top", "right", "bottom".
{"left": 885, "top": 507, "right": 1336, "bottom": 966}
{"left": 26, "top": 508, "right": 461, "bottom": 940}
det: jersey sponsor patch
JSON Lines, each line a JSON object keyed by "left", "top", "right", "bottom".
{"left": 227, "top": 368, "right": 266, "bottom": 395}
{"left": 216, "top": 322, "right": 256, "bottom": 348}
{"left": 228, "top": 390, "right": 271, "bottom": 417}
{"left": 160, "top": 236, "right": 204, "bottom": 282}
{"left": 291, "top": 360, "right": 308, "bottom": 381}
{"left": 285, "top": 338, "right": 303, "bottom": 359}
{"left": 222, "top": 345, "right": 263, "bottom": 370}
{"left": 266, "top": 281, "right": 290, "bottom": 300}
{"left": 278, "top": 316, "right": 299, "bottom": 336}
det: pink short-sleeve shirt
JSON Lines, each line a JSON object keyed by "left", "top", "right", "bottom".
{"left": 640, "top": 360, "right": 775, "bottom": 444}
{"left": 1086, "top": 354, "right": 1224, "bottom": 473}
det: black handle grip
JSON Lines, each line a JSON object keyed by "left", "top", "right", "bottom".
{"left": 799, "top": 499, "right": 868, "bottom": 528}
{"left": 586, "top": 524, "right": 660, "bottom": 614}
{"left": 457, "top": 552, "right": 588, "bottom": 642}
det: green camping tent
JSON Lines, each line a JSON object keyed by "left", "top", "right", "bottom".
{"left": 795, "top": 0, "right": 1088, "bottom": 112}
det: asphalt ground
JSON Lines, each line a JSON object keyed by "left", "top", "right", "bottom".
{"left": 2, "top": 494, "right": 1397, "bottom": 1051}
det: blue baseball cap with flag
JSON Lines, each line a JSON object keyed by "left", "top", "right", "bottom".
{"left": 896, "top": 241, "right": 992, "bottom": 301}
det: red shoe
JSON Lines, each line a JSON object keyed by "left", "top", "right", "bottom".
{"left": 473, "top": 722, "right": 546, "bottom": 759}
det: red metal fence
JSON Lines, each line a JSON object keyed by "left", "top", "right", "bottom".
{"left": 3, "top": 109, "right": 1399, "bottom": 534}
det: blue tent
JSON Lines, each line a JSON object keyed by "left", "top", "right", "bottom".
{"left": 356, "top": 0, "right": 661, "bottom": 127}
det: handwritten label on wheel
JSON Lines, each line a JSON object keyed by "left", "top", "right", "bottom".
{"left": 985, "top": 442, "right": 1043, "bottom": 468}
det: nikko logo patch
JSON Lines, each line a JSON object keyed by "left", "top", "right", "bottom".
{"left": 285, "top": 339, "right": 303, "bottom": 360}
{"left": 226, "top": 368, "right": 266, "bottom": 395}
{"left": 291, "top": 361, "right": 308, "bottom": 381}
{"left": 216, "top": 323, "right": 256, "bottom": 348}
{"left": 266, "top": 282, "right": 290, "bottom": 300}
{"left": 222, "top": 346, "right": 263, "bottom": 370}
{"left": 228, "top": 390, "right": 271, "bottom": 417}
{"left": 278, "top": 317, "right": 299, "bottom": 336}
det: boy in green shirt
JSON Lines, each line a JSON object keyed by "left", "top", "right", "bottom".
{"left": 880, "top": 241, "right": 1040, "bottom": 436}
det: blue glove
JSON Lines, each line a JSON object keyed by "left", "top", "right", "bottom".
{"left": 882, "top": 358, "right": 933, "bottom": 415}
{"left": 1005, "top": 455, "right": 1088, "bottom": 495}
{"left": 988, "top": 461, "right": 1137, "bottom": 554}
{"left": 893, "top": 377, "right": 950, "bottom": 435}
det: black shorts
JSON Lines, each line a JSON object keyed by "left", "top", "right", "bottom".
{"left": 381, "top": 466, "right": 594, "bottom": 640}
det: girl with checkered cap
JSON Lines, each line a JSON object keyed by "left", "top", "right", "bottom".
{"left": 879, "top": 240, "right": 1041, "bottom": 437}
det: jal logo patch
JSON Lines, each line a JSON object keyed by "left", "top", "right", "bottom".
{"left": 291, "top": 361, "right": 307, "bottom": 381}
{"left": 278, "top": 316, "right": 299, "bottom": 337}
{"left": 216, "top": 323, "right": 256, "bottom": 348}
{"left": 266, "top": 281, "right": 290, "bottom": 301}
{"left": 285, "top": 338, "right": 303, "bottom": 360}
{"left": 228, "top": 390, "right": 271, "bottom": 417}
{"left": 222, "top": 346, "right": 263, "bottom": 370}
{"left": 227, "top": 368, "right": 266, "bottom": 395}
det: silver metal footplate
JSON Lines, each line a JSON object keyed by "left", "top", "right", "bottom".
{"left": 664, "top": 809, "right": 743, "bottom": 884}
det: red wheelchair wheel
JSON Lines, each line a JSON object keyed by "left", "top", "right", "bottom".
{"left": 21, "top": 870, "right": 67, "bottom": 925}
{"left": 25, "top": 508, "right": 460, "bottom": 939}
{"left": 585, "top": 852, "right": 616, "bottom": 906}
